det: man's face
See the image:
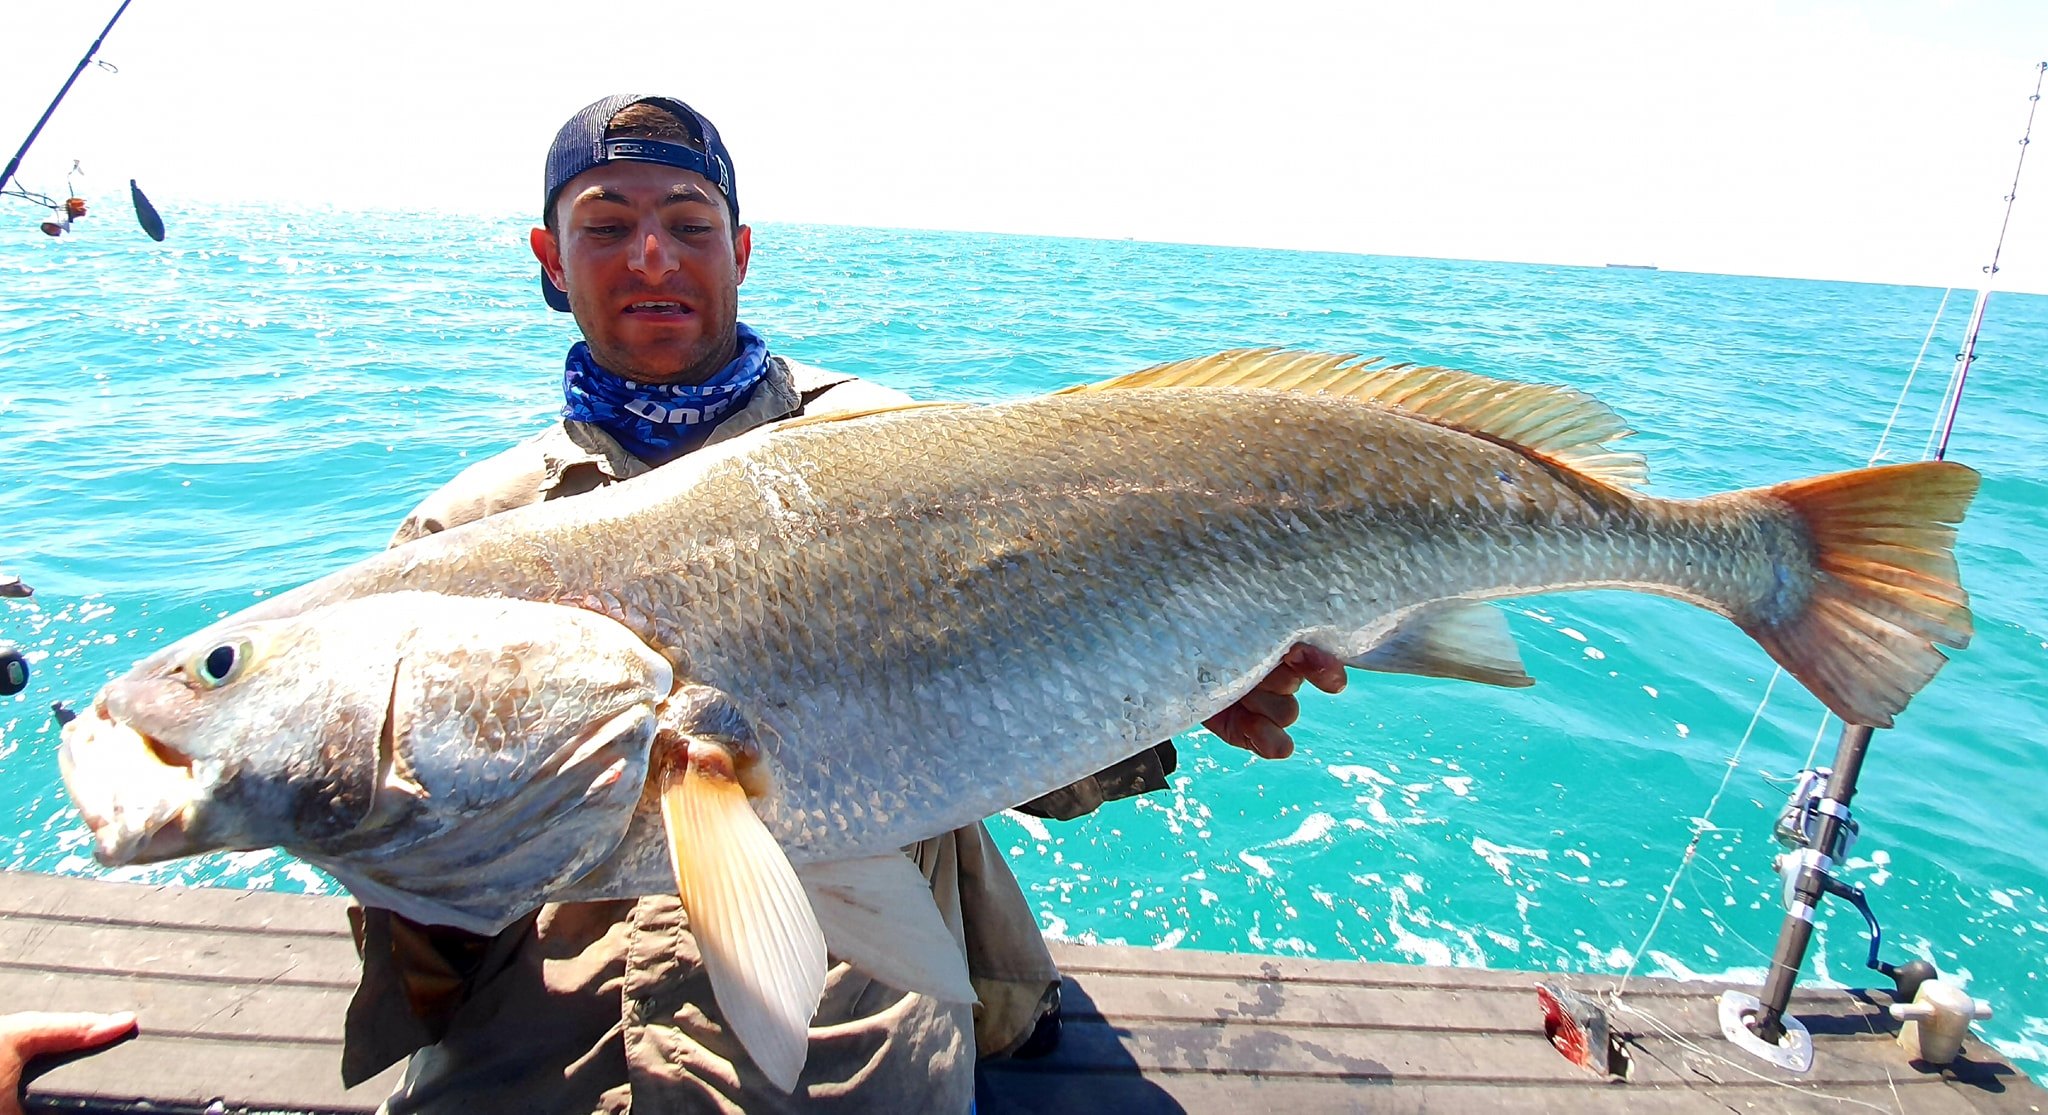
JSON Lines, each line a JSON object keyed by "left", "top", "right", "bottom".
{"left": 531, "top": 160, "right": 753, "bottom": 385}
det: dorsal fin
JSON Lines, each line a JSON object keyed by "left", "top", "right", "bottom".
{"left": 1059, "top": 348, "right": 1648, "bottom": 489}
{"left": 771, "top": 400, "right": 973, "bottom": 433}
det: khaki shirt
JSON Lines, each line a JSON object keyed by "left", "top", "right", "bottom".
{"left": 344, "top": 357, "right": 1060, "bottom": 1113}
{"left": 387, "top": 357, "right": 909, "bottom": 545}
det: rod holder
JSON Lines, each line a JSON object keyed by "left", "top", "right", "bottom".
{"left": 1719, "top": 990, "right": 1814, "bottom": 1072}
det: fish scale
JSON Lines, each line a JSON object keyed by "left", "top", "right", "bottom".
{"left": 525, "top": 388, "right": 1817, "bottom": 868}
{"left": 65, "top": 354, "right": 1973, "bottom": 926}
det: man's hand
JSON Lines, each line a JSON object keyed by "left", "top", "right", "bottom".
{"left": 1, "top": 1011, "right": 136, "bottom": 1115}
{"left": 1202, "top": 644, "right": 1348, "bottom": 760}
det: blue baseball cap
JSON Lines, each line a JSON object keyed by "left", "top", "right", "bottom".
{"left": 540, "top": 94, "right": 740, "bottom": 312}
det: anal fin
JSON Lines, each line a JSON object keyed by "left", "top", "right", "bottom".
{"left": 1348, "top": 601, "right": 1535, "bottom": 688}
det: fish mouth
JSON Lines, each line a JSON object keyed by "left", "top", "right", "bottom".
{"left": 57, "top": 703, "right": 202, "bottom": 866}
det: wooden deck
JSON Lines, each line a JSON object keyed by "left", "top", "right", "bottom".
{"left": 4, "top": 871, "right": 2039, "bottom": 1114}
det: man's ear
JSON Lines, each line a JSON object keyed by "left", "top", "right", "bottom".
{"left": 531, "top": 226, "right": 567, "bottom": 295}
{"left": 733, "top": 224, "right": 753, "bottom": 286}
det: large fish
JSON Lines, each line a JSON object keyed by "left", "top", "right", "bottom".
{"left": 58, "top": 351, "right": 1977, "bottom": 1089}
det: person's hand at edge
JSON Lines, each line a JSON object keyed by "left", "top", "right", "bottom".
{"left": 1, "top": 1011, "right": 137, "bottom": 1115}
{"left": 1202, "top": 644, "right": 1348, "bottom": 760}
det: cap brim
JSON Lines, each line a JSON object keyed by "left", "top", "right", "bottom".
{"left": 541, "top": 271, "right": 571, "bottom": 312}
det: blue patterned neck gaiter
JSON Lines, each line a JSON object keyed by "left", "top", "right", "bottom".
{"left": 560, "top": 322, "right": 773, "bottom": 464}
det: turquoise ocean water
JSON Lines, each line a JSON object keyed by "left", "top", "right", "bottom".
{"left": 4, "top": 206, "right": 2046, "bottom": 1077}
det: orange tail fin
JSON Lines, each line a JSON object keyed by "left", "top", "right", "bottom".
{"left": 1740, "top": 461, "right": 1979, "bottom": 728}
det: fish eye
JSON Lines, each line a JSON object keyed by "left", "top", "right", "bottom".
{"left": 191, "top": 639, "right": 252, "bottom": 689}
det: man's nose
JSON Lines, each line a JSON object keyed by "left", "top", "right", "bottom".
{"left": 629, "top": 226, "right": 680, "bottom": 281}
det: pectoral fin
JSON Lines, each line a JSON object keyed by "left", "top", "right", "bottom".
{"left": 1349, "top": 601, "right": 1535, "bottom": 688}
{"left": 658, "top": 738, "right": 825, "bottom": 1093}
{"left": 799, "top": 855, "right": 977, "bottom": 1004}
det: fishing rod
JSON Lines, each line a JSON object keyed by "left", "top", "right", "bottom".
{"left": 1, "top": 0, "right": 164, "bottom": 241}
{"left": 1935, "top": 60, "right": 2046, "bottom": 461}
{"left": 1725, "top": 60, "right": 2045, "bottom": 1070}
{"left": 1, "top": 0, "right": 136, "bottom": 196}
{"left": 0, "top": 2, "right": 156, "bottom": 698}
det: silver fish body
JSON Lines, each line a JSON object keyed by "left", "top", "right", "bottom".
{"left": 73, "top": 363, "right": 1972, "bottom": 906}
{"left": 60, "top": 352, "right": 1977, "bottom": 1089}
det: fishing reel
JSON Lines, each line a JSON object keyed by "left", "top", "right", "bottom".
{"left": 1768, "top": 768, "right": 1933, "bottom": 1001}
{"left": 1772, "top": 767, "right": 1858, "bottom": 858}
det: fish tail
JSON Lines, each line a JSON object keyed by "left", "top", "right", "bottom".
{"left": 1737, "top": 460, "right": 1979, "bottom": 728}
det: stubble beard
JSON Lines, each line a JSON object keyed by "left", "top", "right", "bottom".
{"left": 585, "top": 303, "right": 740, "bottom": 387}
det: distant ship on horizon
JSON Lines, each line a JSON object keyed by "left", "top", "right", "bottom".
{"left": 1605, "top": 263, "right": 1659, "bottom": 270}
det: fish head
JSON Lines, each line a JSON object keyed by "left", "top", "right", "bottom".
{"left": 59, "top": 592, "right": 675, "bottom": 925}
{"left": 61, "top": 601, "right": 408, "bottom": 865}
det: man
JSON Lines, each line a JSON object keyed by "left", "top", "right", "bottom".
{"left": 343, "top": 94, "right": 1345, "bottom": 1113}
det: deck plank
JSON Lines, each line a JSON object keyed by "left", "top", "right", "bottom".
{"left": 1051, "top": 965, "right": 1901, "bottom": 1039}
{"left": 1029, "top": 1015, "right": 1964, "bottom": 1089}
{"left": 28, "top": 1034, "right": 396, "bottom": 1113}
{"left": 0, "top": 870, "right": 350, "bottom": 936}
{"left": 973, "top": 1070, "right": 1999, "bottom": 1115}
{"left": 1046, "top": 939, "right": 1887, "bottom": 1005}
{"left": 0, "top": 917, "right": 358, "bottom": 989}
{"left": 0, "top": 969, "right": 354, "bottom": 1044}
{"left": 4, "top": 871, "right": 2039, "bottom": 1114}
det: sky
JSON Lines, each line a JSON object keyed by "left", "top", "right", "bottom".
{"left": 4, "top": 0, "right": 2046, "bottom": 292}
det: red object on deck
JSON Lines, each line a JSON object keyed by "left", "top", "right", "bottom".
{"left": 1536, "top": 981, "right": 1629, "bottom": 1078}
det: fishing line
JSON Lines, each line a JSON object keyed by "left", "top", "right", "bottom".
{"left": 1674, "top": 850, "right": 1781, "bottom": 966}
{"left": 1800, "top": 712, "right": 1835, "bottom": 777}
{"left": 1618, "top": 669, "right": 1782, "bottom": 993}
{"left": 1620, "top": 326, "right": 1936, "bottom": 979}
{"left": 1867, "top": 287, "right": 1951, "bottom": 466}
{"left": 1603, "top": 993, "right": 1904, "bottom": 1113}
{"left": 1923, "top": 348, "right": 1971, "bottom": 462}
{"left": 1688, "top": 882, "right": 1781, "bottom": 965}
{"left": 1622, "top": 379, "right": 1939, "bottom": 999}
{"left": 1622, "top": 63, "right": 2039, "bottom": 1000}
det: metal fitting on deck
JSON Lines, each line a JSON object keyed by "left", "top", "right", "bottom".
{"left": 1890, "top": 979, "right": 1993, "bottom": 1066}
